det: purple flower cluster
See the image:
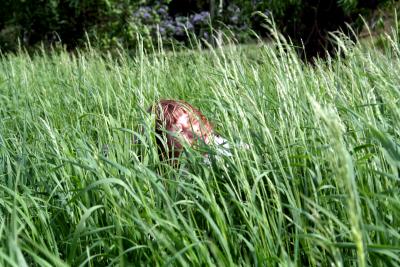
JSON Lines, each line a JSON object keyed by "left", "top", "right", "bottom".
{"left": 165, "top": 11, "right": 210, "bottom": 39}
{"left": 132, "top": 4, "right": 211, "bottom": 41}
{"left": 133, "top": 6, "right": 155, "bottom": 24}
{"left": 191, "top": 11, "right": 210, "bottom": 26}
{"left": 157, "top": 6, "right": 168, "bottom": 17}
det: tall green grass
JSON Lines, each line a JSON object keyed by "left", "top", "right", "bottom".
{"left": 0, "top": 29, "right": 399, "bottom": 266}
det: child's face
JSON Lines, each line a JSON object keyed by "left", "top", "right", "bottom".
{"left": 166, "top": 111, "right": 210, "bottom": 150}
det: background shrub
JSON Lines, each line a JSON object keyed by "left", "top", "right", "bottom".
{"left": 0, "top": 0, "right": 397, "bottom": 59}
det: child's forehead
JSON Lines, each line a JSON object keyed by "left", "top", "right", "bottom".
{"left": 176, "top": 113, "right": 190, "bottom": 125}
{"left": 153, "top": 100, "right": 211, "bottom": 129}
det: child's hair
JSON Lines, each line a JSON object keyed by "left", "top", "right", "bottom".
{"left": 148, "top": 99, "right": 213, "bottom": 159}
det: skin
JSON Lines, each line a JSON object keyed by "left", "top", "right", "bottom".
{"left": 149, "top": 99, "right": 213, "bottom": 159}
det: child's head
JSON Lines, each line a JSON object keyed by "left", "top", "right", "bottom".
{"left": 149, "top": 99, "right": 213, "bottom": 158}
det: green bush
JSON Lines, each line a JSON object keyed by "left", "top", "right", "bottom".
{"left": 0, "top": 0, "right": 141, "bottom": 52}
{"left": 228, "top": 0, "right": 395, "bottom": 59}
{"left": 0, "top": 0, "right": 396, "bottom": 58}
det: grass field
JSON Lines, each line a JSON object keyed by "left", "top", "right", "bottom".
{"left": 0, "top": 29, "right": 400, "bottom": 266}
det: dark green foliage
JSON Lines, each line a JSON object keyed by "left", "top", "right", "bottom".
{"left": 0, "top": 0, "right": 396, "bottom": 57}
{"left": 229, "top": 0, "right": 394, "bottom": 59}
{"left": 0, "top": 0, "right": 138, "bottom": 51}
